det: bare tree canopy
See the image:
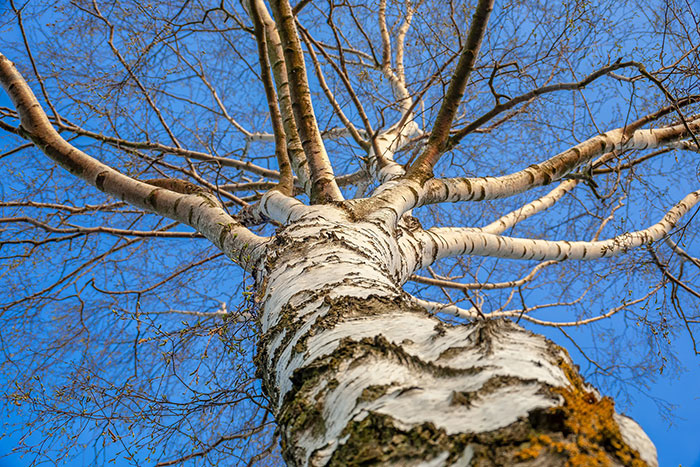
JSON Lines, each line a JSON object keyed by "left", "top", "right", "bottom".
{"left": 0, "top": 0, "right": 699, "bottom": 465}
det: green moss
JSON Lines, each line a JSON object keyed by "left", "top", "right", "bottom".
{"left": 358, "top": 384, "right": 391, "bottom": 403}
{"left": 328, "top": 413, "right": 456, "bottom": 466}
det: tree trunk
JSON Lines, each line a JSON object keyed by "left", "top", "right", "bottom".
{"left": 255, "top": 207, "right": 658, "bottom": 466}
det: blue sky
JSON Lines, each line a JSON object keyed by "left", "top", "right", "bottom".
{"left": 2, "top": 1, "right": 700, "bottom": 466}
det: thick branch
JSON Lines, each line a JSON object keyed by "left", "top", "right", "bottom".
{"left": 420, "top": 118, "right": 700, "bottom": 206}
{"left": 250, "top": 0, "right": 294, "bottom": 195}
{"left": 477, "top": 148, "right": 628, "bottom": 234}
{"left": 250, "top": 0, "right": 311, "bottom": 194}
{"left": 269, "top": 0, "right": 343, "bottom": 202}
{"left": 0, "top": 53, "right": 267, "bottom": 270}
{"left": 402, "top": 189, "right": 700, "bottom": 272}
{"left": 405, "top": 0, "right": 494, "bottom": 181}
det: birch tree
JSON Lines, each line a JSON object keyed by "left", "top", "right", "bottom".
{"left": 1, "top": 0, "right": 698, "bottom": 465}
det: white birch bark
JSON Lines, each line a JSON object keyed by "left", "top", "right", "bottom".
{"left": 401, "top": 189, "right": 700, "bottom": 269}
{"left": 254, "top": 201, "right": 657, "bottom": 466}
{"left": 0, "top": 53, "right": 268, "bottom": 269}
{"left": 413, "top": 121, "right": 700, "bottom": 208}
{"left": 1, "top": 29, "right": 667, "bottom": 466}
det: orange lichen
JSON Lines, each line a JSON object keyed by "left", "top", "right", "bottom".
{"left": 514, "top": 435, "right": 546, "bottom": 461}
{"left": 515, "top": 356, "right": 648, "bottom": 466}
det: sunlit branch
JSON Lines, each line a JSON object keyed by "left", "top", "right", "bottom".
{"left": 361, "top": 0, "right": 423, "bottom": 184}
{"left": 406, "top": 0, "right": 494, "bottom": 181}
{"left": 420, "top": 118, "right": 700, "bottom": 206}
{"left": 478, "top": 149, "right": 628, "bottom": 234}
{"left": 412, "top": 296, "right": 481, "bottom": 318}
{"left": 368, "top": 122, "right": 423, "bottom": 184}
{"left": 269, "top": 0, "right": 343, "bottom": 202}
{"left": 249, "top": 0, "right": 311, "bottom": 194}
{"left": 250, "top": 0, "right": 293, "bottom": 195}
{"left": 393, "top": 0, "right": 415, "bottom": 108}
{"left": 406, "top": 189, "right": 700, "bottom": 270}
{"left": 378, "top": 0, "right": 391, "bottom": 76}
{"left": 632, "top": 67, "right": 700, "bottom": 149}
{"left": 414, "top": 197, "right": 630, "bottom": 316}
{"left": 667, "top": 139, "right": 700, "bottom": 152}
{"left": 258, "top": 190, "right": 312, "bottom": 224}
{"left": 375, "top": 0, "right": 415, "bottom": 116}
{"left": 479, "top": 180, "right": 578, "bottom": 235}
{"left": 0, "top": 53, "right": 267, "bottom": 270}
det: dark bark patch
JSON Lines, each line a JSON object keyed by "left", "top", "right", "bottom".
{"left": 451, "top": 375, "right": 539, "bottom": 408}
{"left": 145, "top": 188, "right": 161, "bottom": 210}
{"left": 359, "top": 384, "right": 392, "bottom": 403}
{"left": 95, "top": 170, "right": 109, "bottom": 192}
{"left": 328, "top": 413, "right": 459, "bottom": 466}
{"left": 515, "top": 357, "right": 650, "bottom": 466}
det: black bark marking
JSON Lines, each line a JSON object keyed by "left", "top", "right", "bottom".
{"left": 145, "top": 188, "right": 161, "bottom": 210}
{"left": 95, "top": 170, "right": 109, "bottom": 192}
{"left": 526, "top": 169, "right": 535, "bottom": 185}
{"left": 542, "top": 170, "right": 552, "bottom": 185}
{"left": 463, "top": 179, "right": 472, "bottom": 196}
{"left": 172, "top": 196, "right": 183, "bottom": 215}
{"left": 406, "top": 184, "right": 420, "bottom": 205}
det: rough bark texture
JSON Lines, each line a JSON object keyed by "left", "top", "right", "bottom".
{"left": 254, "top": 206, "right": 657, "bottom": 466}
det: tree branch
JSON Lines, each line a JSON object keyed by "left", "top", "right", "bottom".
{"left": 0, "top": 53, "right": 267, "bottom": 270}
{"left": 268, "top": 0, "right": 343, "bottom": 202}
{"left": 249, "top": 0, "right": 311, "bottom": 194}
{"left": 419, "top": 117, "right": 700, "bottom": 206}
{"left": 404, "top": 189, "right": 700, "bottom": 270}
{"left": 250, "top": 0, "right": 294, "bottom": 195}
{"left": 405, "top": 0, "right": 494, "bottom": 181}
{"left": 449, "top": 61, "right": 655, "bottom": 146}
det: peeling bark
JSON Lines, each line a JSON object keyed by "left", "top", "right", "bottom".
{"left": 254, "top": 208, "right": 657, "bottom": 466}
